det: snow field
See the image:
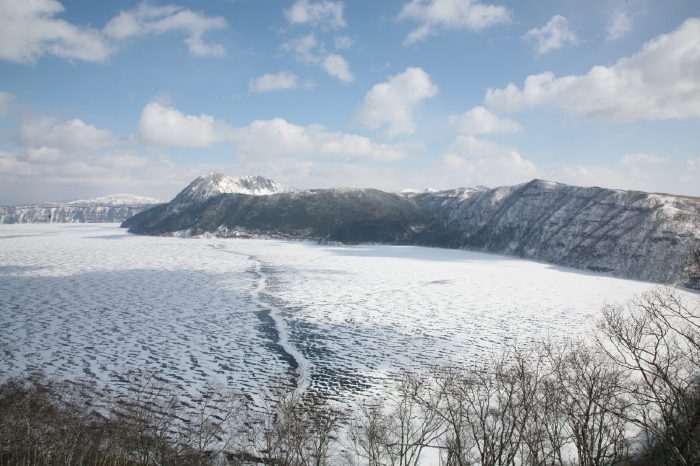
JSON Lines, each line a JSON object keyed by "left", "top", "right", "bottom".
{"left": 1, "top": 224, "right": 687, "bottom": 406}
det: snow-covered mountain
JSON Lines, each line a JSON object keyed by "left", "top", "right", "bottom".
{"left": 0, "top": 194, "right": 164, "bottom": 224}
{"left": 171, "top": 173, "right": 295, "bottom": 205}
{"left": 124, "top": 185, "right": 424, "bottom": 243}
{"left": 413, "top": 179, "right": 700, "bottom": 285}
{"left": 124, "top": 176, "right": 700, "bottom": 287}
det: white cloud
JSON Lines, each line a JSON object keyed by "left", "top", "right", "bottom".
{"left": 398, "top": 0, "right": 511, "bottom": 45}
{"left": 486, "top": 18, "right": 700, "bottom": 122}
{"left": 249, "top": 71, "right": 308, "bottom": 93}
{"left": 334, "top": 35, "right": 353, "bottom": 50}
{"left": 322, "top": 54, "right": 354, "bottom": 82}
{"left": 450, "top": 106, "right": 521, "bottom": 135}
{"left": 354, "top": 67, "right": 439, "bottom": 138}
{"left": 138, "top": 102, "right": 232, "bottom": 148}
{"left": 20, "top": 146, "right": 64, "bottom": 163}
{"left": 607, "top": 9, "right": 632, "bottom": 40}
{"left": 281, "top": 33, "right": 322, "bottom": 63}
{"left": 14, "top": 116, "right": 113, "bottom": 152}
{"left": 284, "top": 0, "right": 346, "bottom": 29}
{"left": 620, "top": 153, "right": 669, "bottom": 166}
{"left": 0, "top": 151, "right": 32, "bottom": 176}
{"left": 231, "top": 118, "right": 408, "bottom": 161}
{"left": 444, "top": 135, "right": 517, "bottom": 158}
{"left": 688, "top": 156, "right": 700, "bottom": 170}
{"left": 103, "top": 2, "right": 227, "bottom": 57}
{"left": 441, "top": 135, "right": 537, "bottom": 187}
{"left": 0, "top": 92, "right": 13, "bottom": 116}
{"left": 0, "top": 1, "right": 228, "bottom": 64}
{"left": 0, "top": 0, "right": 113, "bottom": 64}
{"left": 0, "top": 144, "right": 184, "bottom": 203}
{"left": 184, "top": 33, "right": 225, "bottom": 58}
{"left": 552, "top": 164, "right": 641, "bottom": 191}
{"left": 0, "top": 110, "right": 185, "bottom": 204}
{"left": 524, "top": 15, "right": 578, "bottom": 54}
{"left": 138, "top": 103, "right": 408, "bottom": 160}
{"left": 281, "top": 34, "right": 355, "bottom": 83}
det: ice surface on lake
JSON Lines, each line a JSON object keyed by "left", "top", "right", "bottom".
{"left": 0, "top": 224, "right": 684, "bottom": 404}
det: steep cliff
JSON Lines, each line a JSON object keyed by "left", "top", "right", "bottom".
{"left": 0, "top": 194, "right": 164, "bottom": 224}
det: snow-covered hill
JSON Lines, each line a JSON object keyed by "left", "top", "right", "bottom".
{"left": 0, "top": 194, "right": 164, "bottom": 224}
{"left": 172, "top": 173, "right": 295, "bottom": 205}
{"left": 413, "top": 179, "right": 700, "bottom": 285}
{"left": 124, "top": 175, "right": 700, "bottom": 287}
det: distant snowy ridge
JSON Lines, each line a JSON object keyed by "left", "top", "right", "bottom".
{"left": 66, "top": 193, "right": 166, "bottom": 206}
{"left": 124, "top": 176, "right": 700, "bottom": 287}
{"left": 0, "top": 193, "right": 164, "bottom": 224}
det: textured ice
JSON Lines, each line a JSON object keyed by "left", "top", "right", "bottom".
{"left": 0, "top": 224, "right": 689, "bottom": 405}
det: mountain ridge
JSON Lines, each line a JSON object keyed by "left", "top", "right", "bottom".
{"left": 118, "top": 175, "right": 700, "bottom": 288}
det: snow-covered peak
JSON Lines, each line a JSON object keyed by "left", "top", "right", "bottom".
{"left": 66, "top": 193, "right": 166, "bottom": 206}
{"left": 173, "top": 174, "right": 295, "bottom": 204}
{"left": 398, "top": 188, "right": 439, "bottom": 195}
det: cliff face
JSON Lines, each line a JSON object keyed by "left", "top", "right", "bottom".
{"left": 0, "top": 194, "right": 164, "bottom": 224}
{"left": 411, "top": 180, "right": 700, "bottom": 285}
{"left": 123, "top": 176, "right": 700, "bottom": 287}
{"left": 0, "top": 203, "right": 158, "bottom": 224}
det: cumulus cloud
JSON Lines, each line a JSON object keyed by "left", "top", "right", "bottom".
{"left": 14, "top": 116, "right": 113, "bottom": 152}
{"left": 231, "top": 118, "right": 408, "bottom": 161}
{"left": 281, "top": 34, "right": 355, "bottom": 82}
{"left": 398, "top": 0, "right": 511, "bottom": 45}
{"left": 284, "top": 0, "right": 346, "bottom": 29}
{"left": 0, "top": 0, "right": 113, "bottom": 64}
{"left": 523, "top": 15, "right": 578, "bottom": 54}
{"left": 552, "top": 164, "right": 645, "bottom": 191}
{"left": 0, "top": 1, "right": 228, "bottom": 64}
{"left": 620, "top": 153, "right": 669, "bottom": 166}
{"left": 450, "top": 106, "right": 521, "bottom": 135}
{"left": 281, "top": 33, "right": 322, "bottom": 63}
{"left": 0, "top": 110, "right": 186, "bottom": 204}
{"left": 103, "top": 2, "right": 227, "bottom": 57}
{"left": 322, "top": 54, "right": 354, "bottom": 82}
{"left": 688, "top": 156, "right": 700, "bottom": 170}
{"left": 441, "top": 135, "right": 537, "bottom": 187}
{"left": 607, "top": 9, "right": 632, "bottom": 40}
{"left": 0, "top": 92, "right": 13, "bottom": 116}
{"left": 0, "top": 144, "right": 186, "bottom": 204}
{"left": 486, "top": 18, "right": 700, "bottom": 122}
{"left": 0, "top": 151, "right": 33, "bottom": 176}
{"left": 354, "top": 67, "right": 439, "bottom": 138}
{"left": 334, "top": 35, "right": 353, "bottom": 50}
{"left": 138, "top": 102, "right": 410, "bottom": 160}
{"left": 138, "top": 102, "right": 233, "bottom": 148}
{"left": 249, "top": 71, "right": 310, "bottom": 93}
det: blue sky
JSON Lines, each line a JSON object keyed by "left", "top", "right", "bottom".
{"left": 0, "top": 0, "right": 699, "bottom": 204}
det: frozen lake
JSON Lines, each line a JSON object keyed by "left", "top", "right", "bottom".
{"left": 0, "top": 223, "right": 676, "bottom": 403}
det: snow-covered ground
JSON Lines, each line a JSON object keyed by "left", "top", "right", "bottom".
{"left": 0, "top": 224, "right": 688, "bottom": 405}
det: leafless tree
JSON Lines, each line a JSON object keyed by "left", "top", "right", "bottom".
{"left": 420, "top": 348, "right": 543, "bottom": 466}
{"left": 248, "top": 388, "right": 343, "bottom": 466}
{"left": 182, "top": 380, "right": 247, "bottom": 465}
{"left": 344, "top": 398, "right": 393, "bottom": 466}
{"left": 597, "top": 287, "right": 700, "bottom": 465}
{"left": 110, "top": 372, "right": 186, "bottom": 465}
{"left": 545, "top": 341, "right": 630, "bottom": 466}
{"left": 344, "top": 371, "right": 446, "bottom": 466}
{"left": 684, "top": 248, "right": 700, "bottom": 290}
